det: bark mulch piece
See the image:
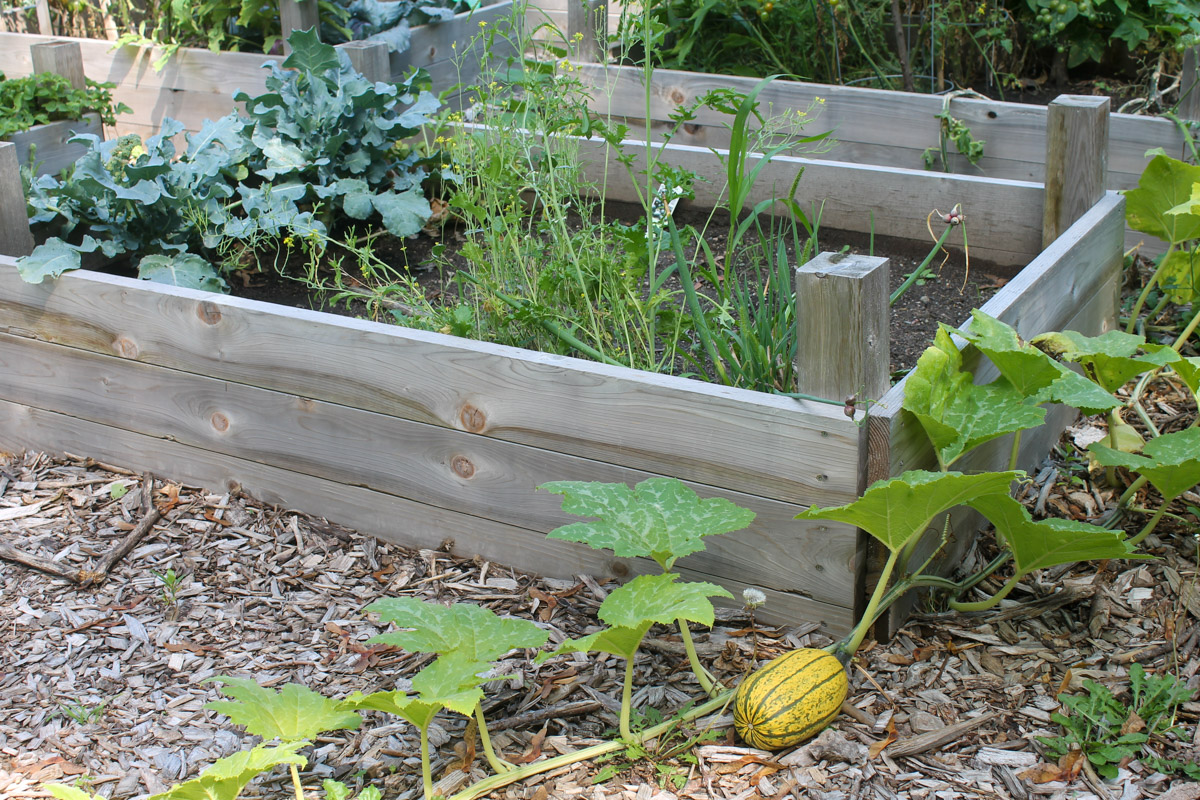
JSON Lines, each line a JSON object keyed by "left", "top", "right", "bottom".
{"left": 1, "top": 438, "right": 1198, "bottom": 800}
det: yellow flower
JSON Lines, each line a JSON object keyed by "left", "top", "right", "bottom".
{"left": 284, "top": 236, "right": 294, "bottom": 246}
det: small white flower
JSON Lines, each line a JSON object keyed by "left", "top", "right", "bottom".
{"left": 742, "top": 587, "right": 766, "bottom": 609}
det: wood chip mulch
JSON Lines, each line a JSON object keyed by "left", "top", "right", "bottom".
{"left": 1, "top": 388, "right": 1198, "bottom": 800}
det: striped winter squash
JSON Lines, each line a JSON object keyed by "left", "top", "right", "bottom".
{"left": 732, "top": 648, "right": 848, "bottom": 750}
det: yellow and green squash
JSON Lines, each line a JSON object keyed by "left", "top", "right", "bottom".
{"left": 732, "top": 648, "right": 848, "bottom": 750}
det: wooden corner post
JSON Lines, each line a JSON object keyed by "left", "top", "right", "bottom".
{"left": 0, "top": 142, "right": 36, "bottom": 258}
{"left": 30, "top": 41, "right": 86, "bottom": 90}
{"left": 1181, "top": 47, "right": 1200, "bottom": 122}
{"left": 280, "top": 0, "right": 320, "bottom": 53}
{"left": 337, "top": 41, "right": 391, "bottom": 83}
{"left": 795, "top": 252, "right": 890, "bottom": 406}
{"left": 567, "top": 0, "right": 606, "bottom": 62}
{"left": 1042, "top": 95, "right": 1108, "bottom": 248}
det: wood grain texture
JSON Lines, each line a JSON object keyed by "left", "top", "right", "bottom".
{"left": 1042, "top": 95, "right": 1108, "bottom": 248}
{"left": 6, "top": 114, "right": 102, "bottom": 175}
{"left": 1182, "top": 47, "right": 1200, "bottom": 123}
{"left": 338, "top": 41, "right": 390, "bottom": 83}
{"left": 0, "top": 262, "right": 861, "bottom": 507}
{"left": 0, "top": 397, "right": 857, "bottom": 633}
{"left": 30, "top": 40, "right": 85, "bottom": 89}
{"left": 0, "top": 328, "right": 862, "bottom": 611}
{"left": 568, "top": 134, "right": 1045, "bottom": 266}
{"left": 0, "top": 6, "right": 513, "bottom": 134}
{"left": 795, "top": 252, "right": 890, "bottom": 404}
{"left": 573, "top": 65, "right": 1182, "bottom": 190}
{"left": 0, "top": 143, "right": 34, "bottom": 258}
{"left": 280, "top": 0, "right": 319, "bottom": 51}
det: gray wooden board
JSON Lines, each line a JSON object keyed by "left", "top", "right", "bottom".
{"left": 0, "top": 262, "right": 861, "bottom": 508}
{"left": 0, "top": 327, "right": 861, "bottom": 612}
{"left": 566, "top": 134, "right": 1045, "bottom": 266}
{"left": 5, "top": 114, "right": 102, "bottom": 175}
{"left": 0, "top": 9, "right": 510, "bottom": 136}
{"left": 0, "top": 397, "right": 857, "bottom": 633}
{"left": 574, "top": 65, "right": 1185, "bottom": 190}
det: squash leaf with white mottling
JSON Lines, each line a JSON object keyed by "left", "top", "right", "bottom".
{"left": 540, "top": 477, "right": 756, "bottom": 571}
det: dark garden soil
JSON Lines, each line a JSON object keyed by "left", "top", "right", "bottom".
{"left": 230, "top": 200, "right": 1005, "bottom": 380}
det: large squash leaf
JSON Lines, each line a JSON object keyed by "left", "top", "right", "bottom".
{"left": 1125, "top": 155, "right": 1200, "bottom": 245}
{"left": 540, "top": 477, "right": 756, "bottom": 571}
{"left": 365, "top": 597, "right": 548, "bottom": 661}
{"left": 796, "top": 470, "right": 1017, "bottom": 555}
{"left": 204, "top": 677, "right": 360, "bottom": 742}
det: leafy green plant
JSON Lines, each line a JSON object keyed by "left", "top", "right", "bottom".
{"left": 362, "top": 597, "right": 549, "bottom": 777}
{"left": 923, "top": 106, "right": 986, "bottom": 172}
{"left": 1040, "top": 664, "right": 1196, "bottom": 779}
{"left": 204, "top": 677, "right": 362, "bottom": 800}
{"left": 541, "top": 477, "right": 753, "bottom": 697}
{"left": 0, "top": 72, "right": 130, "bottom": 138}
{"left": 1123, "top": 154, "right": 1200, "bottom": 341}
{"left": 54, "top": 697, "right": 109, "bottom": 725}
{"left": 154, "top": 567, "right": 184, "bottom": 607}
{"left": 18, "top": 30, "right": 437, "bottom": 292}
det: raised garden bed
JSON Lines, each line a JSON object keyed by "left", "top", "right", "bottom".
{"left": 0, "top": 1, "right": 516, "bottom": 139}
{"left": 0, "top": 91, "right": 1124, "bottom": 636}
{"left": 570, "top": 62, "right": 1187, "bottom": 254}
{"left": 4, "top": 113, "right": 101, "bottom": 175}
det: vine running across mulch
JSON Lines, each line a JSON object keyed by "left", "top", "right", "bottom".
{"left": 1, "top": 368, "right": 1198, "bottom": 800}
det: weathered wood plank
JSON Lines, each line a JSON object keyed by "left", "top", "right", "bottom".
{"left": 570, "top": 134, "right": 1045, "bottom": 266}
{"left": 1042, "top": 95, "right": 1108, "bottom": 248}
{"left": 30, "top": 40, "right": 85, "bottom": 89}
{"left": 574, "top": 65, "right": 1183, "bottom": 189}
{"left": 6, "top": 113, "right": 102, "bottom": 175}
{"left": 0, "top": 262, "right": 861, "bottom": 507}
{"left": 0, "top": 328, "right": 860, "bottom": 610}
{"left": 0, "top": 396, "right": 857, "bottom": 633}
{"left": 0, "top": 143, "right": 34, "bottom": 258}
{"left": 795, "top": 253, "right": 890, "bottom": 404}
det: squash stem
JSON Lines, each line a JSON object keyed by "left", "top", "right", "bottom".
{"left": 474, "top": 703, "right": 514, "bottom": 773}
{"left": 836, "top": 547, "right": 902, "bottom": 661}
{"left": 677, "top": 618, "right": 721, "bottom": 696}
{"left": 447, "top": 691, "right": 732, "bottom": 800}
{"left": 947, "top": 571, "right": 1021, "bottom": 612}
{"left": 620, "top": 655, "right": 636, "bottom": 741}
{"left": 420, "top": 724, "right": 434, "bottom": 800}
{"left": 1128, "top": 503, "right": 1170, "bottom": 546}
{"left": 289, "top": 763, "right": 305, "bottom": 800}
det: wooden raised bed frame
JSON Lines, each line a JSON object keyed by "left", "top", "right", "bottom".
{"left": 0, "top": 91, "right": 1124, "bottom": 636}
{"left": 0, "top": 0, "right": 518, "bottom": 139}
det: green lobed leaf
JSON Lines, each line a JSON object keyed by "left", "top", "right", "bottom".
{"left": 365, "top": 597, "right": 549, "bottom": 661}
{"left": 1125, "top": 155, "right": 1200, "bottom": 245}
{"left": 1156, "top": 248, "right": 1200, "bottom": 305}
{"left": 540, "top": 477, "right": 756, "bottom": 571}
{"left": 147, "top": 742, "right": 308, "bottom": 800}
{"left": 16, "top": 239, "right": 82, "bottom": 284}
{"left": 1172, "top": 357, "right": 1200, "bottom": 402}
{"left": 281, "top": 28, "right": 341, "bottom": 76}
{"left": 1032, "top": 330, "right": 1181, "bottom": 393}
{"left": 1089, "top": 427, "right": 1200, "bottom": 501}
{"left": 339, "top": 690, "right": 441, "bottom": 730}
{"left": 46, "top": 787, "right": 105, "bottom": 800}
{"left": 341, "top": 652, "right": 488, "bottom": 722}
{"left": 967, "top": 493, "right": 1146, "bottom": 576}
{"left": 957, "top": 311, "right": 1120, "bottom": 414}
{"left": 903, "top": 328, "right": 1046, "bottom": 467}
{"left": 598, "top": 573, "right": 731, "bottom": 629}
{"left": 138, "top": 253, "right": 228, "bottom": 293}
{"left": 204, "top": 677, "right": 361, "bottom": 742}
{"left": 544, "top": 622, "right": 653, "bottom": 662}
{"left": 796, "top": 470, "right": 1019, "bottom": 555}
{"left": 372, "top": 188, "right": 431, "bottom": 237}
